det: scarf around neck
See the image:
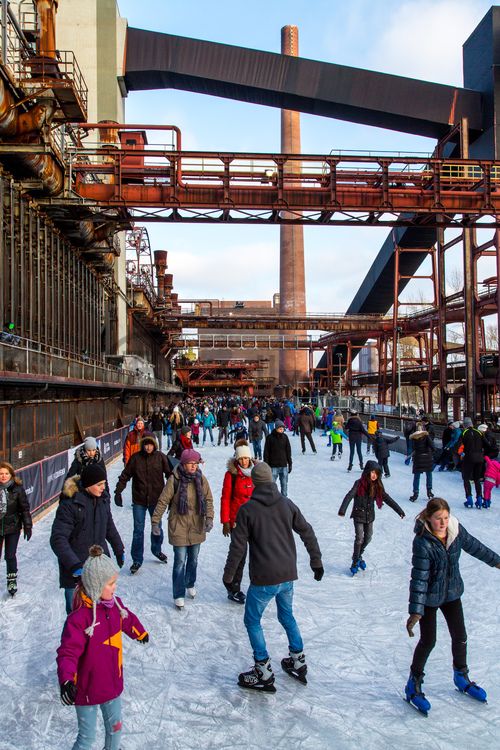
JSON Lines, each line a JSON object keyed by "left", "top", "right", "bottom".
{"left": 0, "top": 479, "right": 14, "bottom": 518}
{"left": 176, "top": 465, "right": 206, "bottom": 516}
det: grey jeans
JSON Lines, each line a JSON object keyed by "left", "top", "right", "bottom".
{"left": 353, "top": 521, "right": 373, "bottom": 563}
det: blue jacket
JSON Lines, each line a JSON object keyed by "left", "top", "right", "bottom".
{"left": 409, "top": 516, "right": 500, "bottom": 615}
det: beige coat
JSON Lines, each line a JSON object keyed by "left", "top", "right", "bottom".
{"left": 152, "top": 468, "right": 214, "bottom": 547}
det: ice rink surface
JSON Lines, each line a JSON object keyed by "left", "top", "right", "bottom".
{"left": 2, "top": 433, "right": 500, "bottom": 749}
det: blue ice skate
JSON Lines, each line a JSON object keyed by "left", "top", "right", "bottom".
{"left": 464, "top": 496, "right": 473, "bottom": 508}
{"left": 475, "top": 496, "right": 483, "bottom": 509}
{"left": 454, "top": 669, "right": 487, "bottom": 702}
{"left": 350, "top": 561, "right": 359, "bottom": 576}
{"left": 405, "top": 672, "right": 431, "bottom": 716}
{"left": 357, "top": 558, "right": 367, "bottom": 571}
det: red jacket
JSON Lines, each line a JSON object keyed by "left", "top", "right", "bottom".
{"left": 220, "top": 459, "right": 254, "bottom": 526}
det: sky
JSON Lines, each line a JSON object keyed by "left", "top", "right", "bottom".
{"left": 116, "top": 0, "right": 496, "bottom": 313}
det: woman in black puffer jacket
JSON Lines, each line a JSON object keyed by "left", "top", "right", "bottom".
{"left": 0, "top": 461, "right": 33, "bottom": 596}
{"left": 409, "top": 423, "right": 435, "bottom": 502}
{"left": 404, "top": 497, "right": 500, "bottom": 715}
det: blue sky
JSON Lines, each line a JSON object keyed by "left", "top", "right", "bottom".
{"left": 117, "top": 0, "right": 495, "bottom": 312}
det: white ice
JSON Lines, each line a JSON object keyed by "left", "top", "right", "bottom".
{"left": 2, "top": 433, "right": 500, "bottom": 750}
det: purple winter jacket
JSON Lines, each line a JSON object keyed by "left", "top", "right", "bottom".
{"left": 57, "top": 594, "right": 147, "bottom": 706}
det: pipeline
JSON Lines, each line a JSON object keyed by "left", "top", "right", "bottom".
{"left": 0, "top": 77, "right": 63, "bottom": 194}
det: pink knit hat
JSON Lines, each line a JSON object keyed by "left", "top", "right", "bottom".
{"left": 180, "top": 449, "right": 202, "bottom": 464}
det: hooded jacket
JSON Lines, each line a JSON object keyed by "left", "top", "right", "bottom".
{"left": 373, "top": 431, "right": 400, "bottom": 460}
{"left": 409, "top": 429, "right": 435, "bottom": 473}
{"left": 0, "top": 478, "right": 32, "bottom": 537}
{"left": 114, "top": 435, "right": 171, "bottom": 506}
{"left": 123, "top": 426, "right": 145, "bottom": 465}
{"left": 263, "top": 430, "right": 292, "bottom": 469}
{"left": 339, "top": 477, "right": 404, "bottom": 524}
{"left": 224, "top": 481, "right": 322, "bottom": 586}
{"left": 484, "top": 456, "right": 500, "bottom": 487}
{"left": 57, "top": 593, "right": 147, "bottom": 706}
{"left": 220, "top": 458, "right": 255, "bottom": 526}
{"left": 151, "top": 467, "right": 214, "bottom": 547}
{"left": 409, "top": 516, "right": 500, "bottom": 615}
{"left": 50, "top": 478, "right": 124, "bottom": 588}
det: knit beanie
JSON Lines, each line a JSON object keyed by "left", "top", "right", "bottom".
{"left": 235, "top": 445, "right": 252, "bottom": 460}
{"left": 251, "top": 462, "right": 273, "bottom": 484}
{"left": 180, "top": 448, "right": 202, "bottom": 464}
{"left": 477, "top": 424, "right": 488, "bottom": 433}
{"left": 81, "top": 546, "right": 127, "bottom": 636}
{"left": 83, "top": 436, "right": 97, "bottom": 452}
{"left": 81, "top": 464, "right": 107, "bottom": 488}
{"left": 463, "top": 417, "right": 473, "bottom": 428}
{"left": 274, "top": 420, "right": 285, "bottom": 429}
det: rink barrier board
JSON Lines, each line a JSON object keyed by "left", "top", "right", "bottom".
{"left": 17, "top": 426, "right": 129, "bottom": 515}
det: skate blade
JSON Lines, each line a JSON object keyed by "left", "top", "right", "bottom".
{"left": 404, "top": 697, "right": 428, "bottom": 716}
{"left": 455, "top": 688, "right": 487, "bottom": 703}
{"left": 238, "top": 680, "right": 276, "bottom": 693}
{"left": 282, "top": 666, "right": 307, "bottom": 685}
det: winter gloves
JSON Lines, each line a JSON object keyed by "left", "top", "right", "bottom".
{"left": 114, "top": 493, "right": 123, "bottom": 507}
{"left": 24, "top": 527, "right": 32, "bottom": 541}
{"left": 137, "top": 633, "right": 149, "bottom": 644}
{"left": 152, "top": 523, "right": 161, "bottom": 536}
{"left": 399, "top": 512, "right": 406, "bottom": 519}
{"left": 116, "top": 553, "right": 125, "bottom": 569}
{"left": 312, "top": 565, "right": 324, "bottom": 581}
{"left": 72, "top": 567, "right": 83, "bottom": 579}
{"left": 222, "top": 522, "right": 232, "bottom": 537}
{"left": 288, "top": 465, "right": 292, "bottom": 474}
{"left": 406, "top": 614, "right": 422, "bottom": 637}
{"left": 60, "top": 680, "right": 77, "bottom": 706}
{"left": 205, "top": 519, "right": 213, "bottom": 533}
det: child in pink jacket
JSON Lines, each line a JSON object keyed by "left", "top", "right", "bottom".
{"left": 483, "top": 456, "right": 500, "bottom": 508}
{"left": 57, "top": 545, "right": 148, "bottom": 750}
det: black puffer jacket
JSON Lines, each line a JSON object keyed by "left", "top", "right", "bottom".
{"left": 338, "top": 478, "right": 404, "bottom": 524}
{"left": 0, "top": 479, "right": 32, "bottom": 537}
{"left": 50, "top": 477, "right": 124, "bottom": 588}
{"left": 409, "top": 516, "right": 500, "bottom": 615}
{"left": 460, "top": 427, "right": 485, "bottom": 463}
{"left": 482, "top": 429, "right": 499, "bottom": 459}
{"left": 66, "top": 446, "right": 106, "bottom": 481}
{"left": 114, "top": 439, "right": 171, "bottom": 506}
{"left": 410, "top": 430, "right": 435, "bottom": 473}
{"left": 345, "top": 416, "right": 369, "bottom": 443}
{"left": 263, "top": 430, "right": 292, "bottom": 469}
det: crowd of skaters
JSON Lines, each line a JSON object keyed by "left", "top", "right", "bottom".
{"left": 1, "top": 394, "right": 500, "bottom": 745}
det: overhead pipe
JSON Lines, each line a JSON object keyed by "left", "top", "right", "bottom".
{"left": 36, "top": 0, "right": 58, "bottom": 59}
{"left": 153, "top": 250, "right": 168, "bottom": 301}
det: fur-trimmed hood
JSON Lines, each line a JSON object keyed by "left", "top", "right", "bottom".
{"left": 140, "top": 433, "right": 158, "bottom": 451}
{"left": 410, "top": 429, "right": 429, "bottom": 440}
{"left": 61, "top": 476, "right": 80, "bottom": 498}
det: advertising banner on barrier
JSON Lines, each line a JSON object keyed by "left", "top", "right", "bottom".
{"left": 42, "top": 451, "right": 69, "bottom": 504}
{"left": 18, "top": 462, "right": 43, "bottom": 513}
{"left": 100, "top": 432, "right": 114, "bottom": 463}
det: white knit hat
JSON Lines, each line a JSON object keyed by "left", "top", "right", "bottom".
{"left": 477, "top": 424, "right": 488, "bottom": 433}
{"left": 81, "top": 546, "right": 127, "bottom": 636}
{"left": 235, "top": 445, "right": 252, "bottom": 460}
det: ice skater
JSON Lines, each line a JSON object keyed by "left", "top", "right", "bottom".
{"left": 223, "top": 462, "right": 323, "bottom": 692}
{"left": 329, "top": 421, "right": 348, "bottom": 461}
{"left": 57, "top": 545, "right": 148, "bottom": 750}
{"left": 482, "top": 455, "right": 500, "bottom": 508}
{"left": 338, "top": 461, "right": 405, "bottom": 575}
{"left": 405, "top": 498, "right": 500, "bottom": 715}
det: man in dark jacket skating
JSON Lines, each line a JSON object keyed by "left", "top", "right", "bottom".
{"left": 114, "top": 432, "right": 171, "bottom": 574}
{"left": 50, "top": 464, "right": 124, "bottom": 614}
{"left": 223, "top": 462, "right": 323, "bottom": 692}
{"left": 459, "top": 417, "right": 486, "bottom": 508}
{"left": 263, "top": 420, "right": 292, "bottom": 496}
{"left": 345, "top": 411, "right": 369, "bottom": 471}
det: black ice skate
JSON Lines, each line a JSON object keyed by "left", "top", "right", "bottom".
{"left": 238, "top": 658, "right": 276, "bottom": 693}
{"left": 7, "top": 573, "right": 17, "bottom": 597}
{"left": 281, "top": 650, "right": 307, "bottom": 684}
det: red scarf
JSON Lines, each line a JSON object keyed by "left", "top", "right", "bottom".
{"left": 357, "top": 474, "right": 383, "bottom": 509}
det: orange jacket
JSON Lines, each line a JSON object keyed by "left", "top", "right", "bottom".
{"left": 123, "top": 428, "right": 144, "bottom": 464}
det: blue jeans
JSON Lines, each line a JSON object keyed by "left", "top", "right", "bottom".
{"left": 244, "top": 581, "right": 303, "bottom": 661}
{"left": 413, "top": 471, "right": 433, "bottom": 494}
{"left": 252, "top": 438, "right": 262, "bottom": 459}
{"left": 73, "top": 697, "right": 122, "bottom": 750}
{"left": 131, "top": 504, "right": 164, "bottom": 565}
{"left": 348, "top": 439, "right": 363, "bottom": 467}
{"left": 271, "top": 466, "right": 288, "bottom": 496}
{"left": 203, "top": 426, "right": 214, "bottom": 443}
{"left": 64, "top": 587, "right": 75, "bottom": 615}
{"left": 172, "top": 544, "right": 200, "bottom": 599}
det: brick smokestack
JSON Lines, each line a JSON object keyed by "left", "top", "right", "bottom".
{"left": 280, "top": 25, "right": 308, "bottom": 390}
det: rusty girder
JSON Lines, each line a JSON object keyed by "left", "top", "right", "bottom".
{"left": 66, "top": 149, "right": 500, "bottom": 227}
